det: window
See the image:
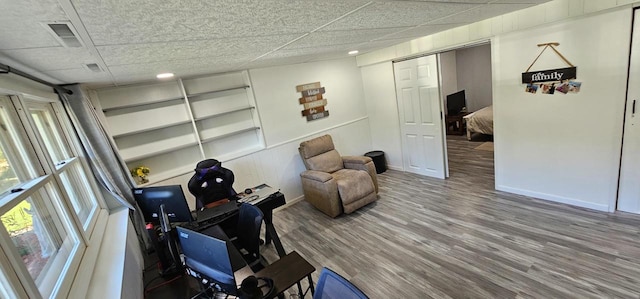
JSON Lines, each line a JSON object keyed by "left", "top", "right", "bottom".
{"left": 25, "top": 101, "right": 100, "bottom": 232}
{"left": 0, "top": 93, "right": 104, "bottom": 298}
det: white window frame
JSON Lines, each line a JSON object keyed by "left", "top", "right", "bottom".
{"left": 16, "top": 95, "right": 105, "bottom": 239}
{"left": 0, "top": 87, "right": 108, "bottom": 299}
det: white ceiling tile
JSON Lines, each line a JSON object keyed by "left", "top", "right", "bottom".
{"left": 491, "top": 0, "right": 552, "bottom": 3}
{"left": 2, "top": 47, "right": 99, "bottom": 71}
{"left": 320, "top": 2, "right": 479, "bottom": 31}
{"left": 284, "top": 29, "right": 406, "bottom": 50}
{"left": 373, "top": 24, "right": 464, "bottom": 41}
{"left": 356, "top": 39, "right": 411, "bottom": 53}
{"left": 43, "top": 68, "right": 113, "bottom": 84}
{"left": 2, "top": 0, "right": 559, "bottom": 85}
{"left": 243, "top": 55, "right": 315, "bottom": 70}
{"left": 72, "top": 0, "right": 370, "bottom": 45}
{"left": 264, "top": 45, "right": 358, "bottom": 59}
{"left": 0, "top": 0, "right": 68, "bottom": 49}
{"left": 265, "top": 38, "right": 404, "bottom": 61}
{"left": 97, "top": 35, "right": 300, "bottom": 66}
{"left": 108, "top": 60, "right": 240, "bottom": 84}
{"left": 427, "top": 3, "right": 538, "bottom": 25}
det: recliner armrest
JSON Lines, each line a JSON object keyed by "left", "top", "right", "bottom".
{"left": 342, "top": 155, "right": 372, "bottom": 166}
{"left": 342, "top": 156, "right": 372, "bottom": 170}
{"left": 300, "top": 170, "right": 333, "bottom": 183}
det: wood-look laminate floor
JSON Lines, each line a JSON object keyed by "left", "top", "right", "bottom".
{"left": 146, "top": 136, "right": 640, "bottom": 298}
{"left": 260, "top": 135, "right": 640, "bottom": 299}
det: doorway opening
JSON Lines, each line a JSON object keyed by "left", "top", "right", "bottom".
{"left": 439, "top": 43, "right": 495, "bottom": 186}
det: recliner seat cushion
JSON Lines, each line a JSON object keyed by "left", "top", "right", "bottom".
{"left": 331, "top": 169, "right": 374, "bottom": 206}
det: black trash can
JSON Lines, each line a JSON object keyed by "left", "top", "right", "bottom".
{"left": 365, "top": 151, "right": 387, "bottom": 174}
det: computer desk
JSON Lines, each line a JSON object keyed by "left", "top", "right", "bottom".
{"left": 200, "top": 225, "right": 316, "bottom": 299}
{"left": 196, "top": 191, "right": 288, "bottom": 258}
{"left": 252, "top": 251, "right": 315, "bottom": 299}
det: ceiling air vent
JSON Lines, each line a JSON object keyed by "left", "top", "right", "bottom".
{"left": 84, "top": 63, "right": 102, "bottom": 72}
{"left": 44, "top": 22, "right": 83, "bottom": 47}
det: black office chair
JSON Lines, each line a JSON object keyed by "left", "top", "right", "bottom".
{"left": 187, "top": 159, "right": 237, "bottom": 209}
{"left": 158, "top": 204, "right": 183, "bottom": 277}
{"left": 314, "top": 267, "right": 369, "bottom": 299}
{"left": 234, "top": 203, "right": 267, "bottom": 272}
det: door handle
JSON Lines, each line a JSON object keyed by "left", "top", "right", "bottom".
{"left": 633, "top": 100, "right": 636, "bottom": 115}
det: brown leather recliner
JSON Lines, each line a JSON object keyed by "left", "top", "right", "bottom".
{"left": 298, "top": 135, "right": 378, "bottom": 218}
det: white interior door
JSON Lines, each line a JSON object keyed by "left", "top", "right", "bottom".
{"left": 618, "top": 9, "right": 640, "bottom": 213}
{"left": 393, "top": 55, "right": 446, "bottom": 179}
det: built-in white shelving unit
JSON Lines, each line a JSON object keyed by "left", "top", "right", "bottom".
{"left": 95, "top": 71, "right": 264, "bottom": 185}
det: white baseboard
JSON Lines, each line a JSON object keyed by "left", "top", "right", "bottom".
{"left": 274, "top": 194, "right": 305, "bottom": 213}
{"left": 496, "top": 185, "right": 610, "bottom": 212}
{"left": 387, "top": 165, "right": 403, "bottom": 171}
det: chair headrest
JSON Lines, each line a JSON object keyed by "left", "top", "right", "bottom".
{"left": 194, "top": 159, "right": 222, "bottom": 180}
{"left": 298, "top": 134, "right": 335, "bottom": 159}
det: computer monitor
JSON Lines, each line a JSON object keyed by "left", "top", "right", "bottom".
{"left": 176, "top": 226, "right": 243, "bottom": 295}
{"left": 446, "top": 90, "right": 466, "bottom": 115}
{"left": 133, "top": 185, "right": 193, "bottom": 224}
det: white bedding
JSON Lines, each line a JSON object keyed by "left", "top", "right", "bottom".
{"left": 464, "top": 105, "right": 493, "bottom": 136}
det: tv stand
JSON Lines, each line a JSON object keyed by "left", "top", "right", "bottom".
{"left": 445, "top": 113, "right": 470, "bottom": 135}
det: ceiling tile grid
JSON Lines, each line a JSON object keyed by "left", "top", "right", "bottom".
{"left": 71, "top": 0, "right": 371, "bottom": 45}
{"left": 319, "top": 1, "right": 480, "bottom": 31}
{"left": 107, "top": 60, "right": 241, "bottom": 84}
{"left": 43, "top": 68, "right": 113, "bottom": 84}
{"left": 0, "top": 0, "right": 69, "bottom": 49}
{"left": 374, "top": 24, "right": 466, "bottom": 41}
{"left": 426, "top": 3, "right": 538, "bottom": 25}
{"left": 283, "top": 28, "right": 406, "bottom": 50}
{"left": 0, "top": 0, "right": 556, "bottom": 85}
{"left": 242, "top": 55, "right": 316, "bottom": 70}
{"left": 2, "top": 47, "right": 100, "bottom": 71}
{"left": 97, "top": 34, "right": 302, "bottom": 66}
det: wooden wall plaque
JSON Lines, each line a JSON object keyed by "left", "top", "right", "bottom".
{"left": 299, "top": 94, "right": 323, "bottom": 104}
{"left": 301, "top": 106, "right": 326, "bottom": 116}
{"left": 302, "top": 99, "right": 327, "bottom": 110}
{"left": 306, "top": 111, "right": 329, "bottom": 121}
{"left": 301, "top": 87, "right": 325, "bottom": 97}
{"left": 296, "top": 82, "right": 321, "bottom": 92}
{"left": 297, "top": 82, "right": 329, "bottom": 122}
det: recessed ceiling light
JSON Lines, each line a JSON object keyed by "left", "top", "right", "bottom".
{"left": 156, "top": 73, "right": 174, "bottom": 79}
{"left": 348, "top": 50, "right": 359, "bottom": 55}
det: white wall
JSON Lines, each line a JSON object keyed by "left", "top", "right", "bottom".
{"left": 148, "top": 58, "right": 374, "bottom": 210}
{"left": 356, "top": 0, "right": 640, "bottom": 68}
{"left": 439, "top": 50, "right": 458, "bottom": 111}
{"left": 493, "top": 8, "right": 631, "bottom": 211}
{"left": 360, "top": 61, "right": 403, "bottom": 170}
{"left": 456, "top": 44, "right": 493, "bottom": 112}
{"left": 0, "top": 72, "right": 56, "bottom": 101}
{"left": 250, "top": 57, "right": 369, "bottom": 147}
{"left": 356, "top": 1, "right": 635, "bottom": 212}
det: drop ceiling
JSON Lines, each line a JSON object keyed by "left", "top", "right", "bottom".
{"left": 0, "top": 0, "right": 551, "bottom": 87}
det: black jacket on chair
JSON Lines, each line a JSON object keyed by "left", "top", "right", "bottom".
{"left": 187, "top": 159, "right": 237, "bottom": 209}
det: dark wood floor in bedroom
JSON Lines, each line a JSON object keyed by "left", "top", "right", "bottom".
{"left": 145, "top": 135, "right": 640, "bottom": 299}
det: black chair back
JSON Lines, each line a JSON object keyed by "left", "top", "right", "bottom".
{"left": 159, "top": 204, "right": 183, "bottom": 275}
{"left": 187, "top": 159, "right": 237, "bottom": 209}
{"left": 236, "top": 203, "right": 264, "bottom": 266}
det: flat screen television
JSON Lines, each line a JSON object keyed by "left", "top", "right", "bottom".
{"left": 446, "top": 90, "right": 466, "bottom": 116}
{"left": 133, "top": 185, "right": 193, "bottom": 224}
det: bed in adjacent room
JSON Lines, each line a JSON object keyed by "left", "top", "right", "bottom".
{"left": 463, "top": 105, "right": 493, "bottom": 140}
